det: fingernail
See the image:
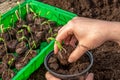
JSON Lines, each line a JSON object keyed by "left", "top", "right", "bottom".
{"left": 54, "top": 50, "right": 57, "bottom": 54}
{"left": 68, "top": 58, "right": 74, "bottom": 63}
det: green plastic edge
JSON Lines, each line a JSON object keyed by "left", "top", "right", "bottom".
{"left": 1, "top": 0, "right": 77, "bottom": 80}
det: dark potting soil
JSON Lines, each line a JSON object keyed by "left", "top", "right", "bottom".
{"left": 29, "top": 64, "right": 47, "bottom": 80}
{"left": 0, "top": 0, "right": 24, "bottom": 14}
{"left": 28, "top": 0, "right": 120, "bottom": 80}
{"left": 41, "top": 0, "right": 120, "bottom": 21}
{"left": 48, "top": 45, "right": 89, "bottom": 75}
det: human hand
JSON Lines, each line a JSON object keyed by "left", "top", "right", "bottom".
{"left": 54, "top": 17, "right": 114, "bottom": 63}
{"left": 45, "top": 72, "right": 94, "bottom": 80}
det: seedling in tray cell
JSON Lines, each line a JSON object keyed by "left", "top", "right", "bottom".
{"left": 23, "top": 42, "right": 37, "bottom": 61}
{"left": 15, "top": 10, "right": 25, "bottom": 29}
{"left": 0, "top": 24, "right": 10, "bottom": 41}
{"left": 22, "top": 24, "right": 33, "bottom": 39}
{"left": 0, "top": 44, "right": 6, "bottom": 59}
{"left": 2, "top": 53, "right": 15, "bottom": 68}
{"left": 2, "top": 69, "right": 15, "bottom": 80}
{"left": 26, "top": 4, "right": 35, "bottom": 24}
{"left": 16, "top": 29, "right": 28, "bottom": 42}
{"left": 22, "top": 25, "right": 40, "bottom": 49}
{"left": 15, "top": 36, "right": 28, "bottom": 55}
{"left": 0, "top": 37, "right": 8, "bottom": 53}
{"left": 15, "top": 40, "right": 37, "bottom": 70}
{"left": 6, "top": 27, "right": 18, "bottom": 53}
{"left": 0, "top": 62, "right": 8, "bottom": 77}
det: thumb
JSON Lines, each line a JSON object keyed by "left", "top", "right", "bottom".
{"left": 86, "top": 73, "right": 94, "bottom": 80}
{"left": 45, "top": 72, "right": 61, "bottom": 80}
{"left": 68, "top": 43, "right": 87, "bottom": 63}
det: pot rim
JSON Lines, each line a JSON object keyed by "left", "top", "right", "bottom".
{"left": 44, "top": 50, "right": 93, "bottom": 78}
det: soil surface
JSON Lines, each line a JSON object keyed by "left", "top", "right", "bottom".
{"left": 29, "top": 0, "right": 120, "bottom": 80}
{"left": 29, "top": 64, "right": 47, "bottom": 80}
{"left": 0, "top": 0, "right": 24, "bottom": 14}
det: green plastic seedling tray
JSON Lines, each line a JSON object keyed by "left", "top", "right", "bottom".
{"left": 0, "top": 0, "right": 76, "bottom": 80}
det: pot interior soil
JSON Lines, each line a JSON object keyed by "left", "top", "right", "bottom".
{"left": 48, "top": 45, "right": 90, "bottom": 75}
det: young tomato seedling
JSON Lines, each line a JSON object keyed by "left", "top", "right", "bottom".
{"left": 47, "top": 37, "right": 67, "bottom": 59}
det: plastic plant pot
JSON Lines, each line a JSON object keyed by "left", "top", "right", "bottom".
{"left": 44, "top": 51, "right": 93, "bottom": 80}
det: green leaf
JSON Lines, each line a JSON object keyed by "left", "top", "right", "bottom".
{"left": 55, "top": 40, "right": 62, "bottom": 51}
{"left": 47, "top": 37, "right": 55, "bottom": 41}
{"left": 41, "top": 20, "right": 51, "bottom": 26}
{"left": 17, "top": 29, "right": 23, "bottom": 34}
{"left": 0, "top": 24, "right": 4, "bottom": 33}
{"left": 0, "top": 38, "right": 4, "bottom": 42}
{"left": 22, "top": 25, "right": 31, "bottom": 33}
{"left": 30, "top": 8, "right": 34, "bottom": 13}
{"left": 15, "top": 10, "right": 20, "bottom": 20}
{"left": 8, "top": 58, "right": 15, "bottom": 66}
{"left": 38, "top": 11, "right": 41, "bottom": 16}
{"left": 0, "top": 13, "right": 2, "bottom": 24}
{"left": 18, "top": 36, "right": 27, "bottom": 42}
{"left": 52, "top": 33, "right": 58, "bottom": 37}
{"left": 32, "top": 41, "right": 37, "bottom": 49}
{"left": 26, "top": 4, "right": 29, "bottom": 14}
{"left": 48, "top": 28, "right": 53, "bottom": 34}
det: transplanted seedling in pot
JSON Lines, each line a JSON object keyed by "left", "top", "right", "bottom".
{"left": 47, "top": 37, "right": 68, "bottom": 65}
{"left": 45, "top": 36, "right": 93, "bottom": 80}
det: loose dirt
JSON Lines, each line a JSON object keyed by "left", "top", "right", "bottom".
{"left": 0, "top": 0, "right": 24, "bottom": 14}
